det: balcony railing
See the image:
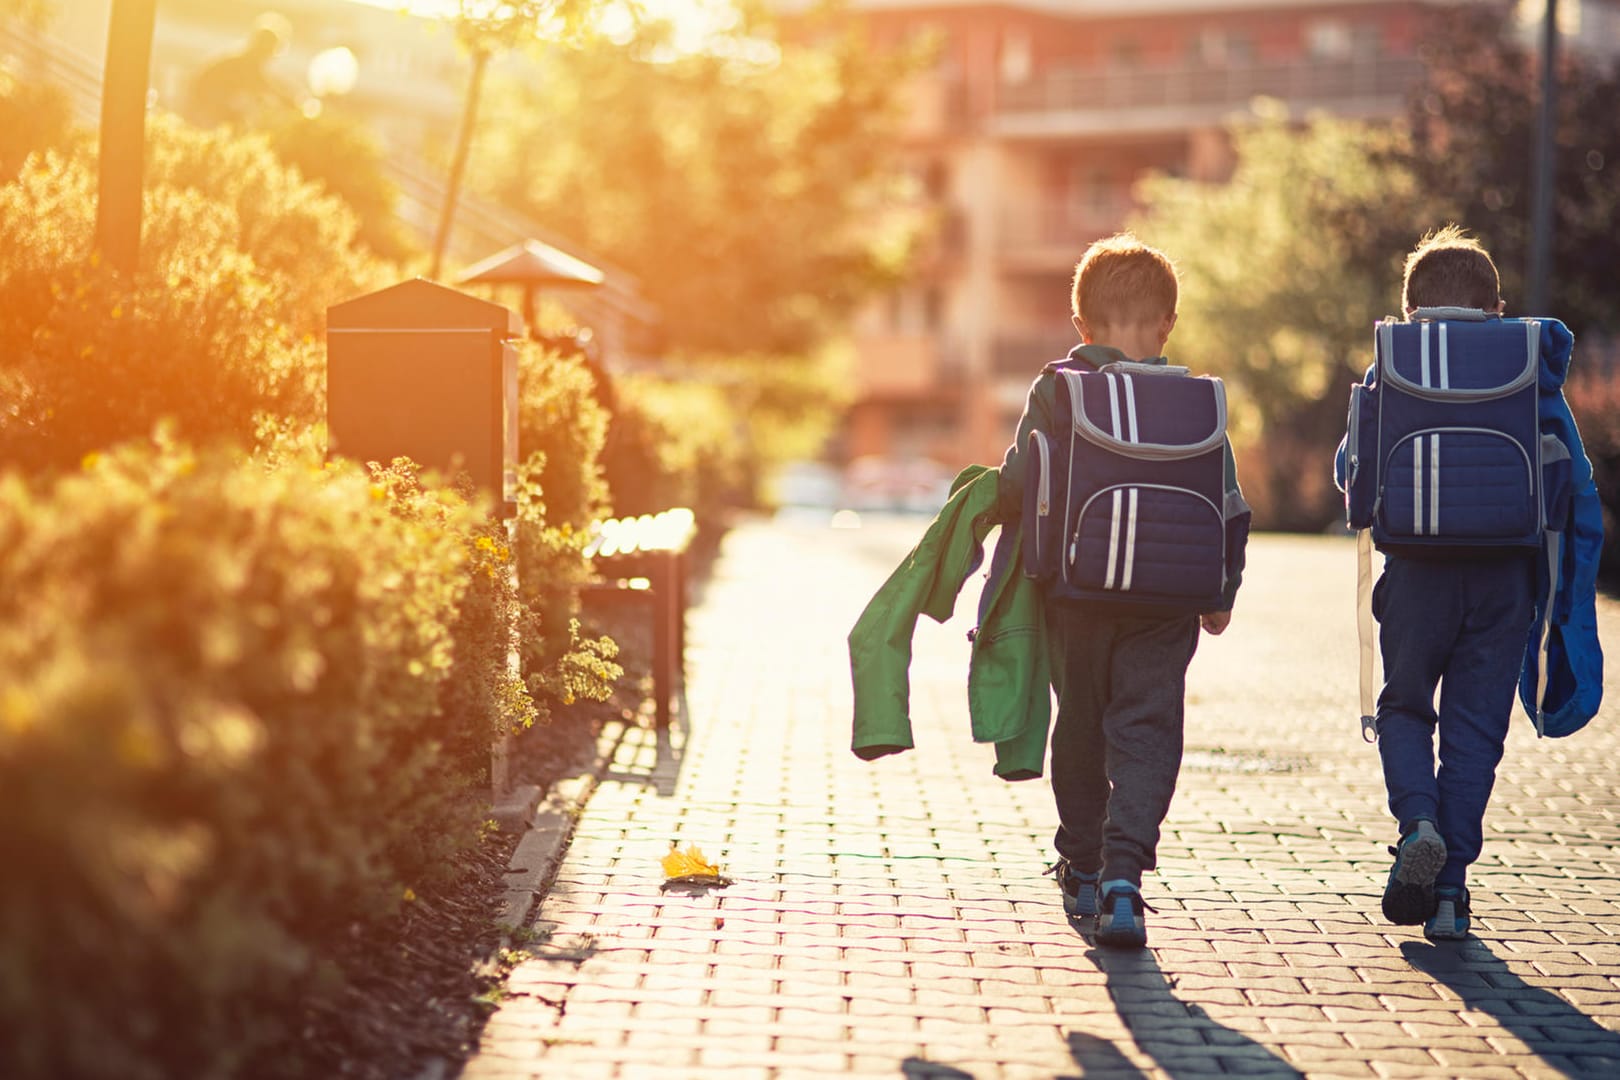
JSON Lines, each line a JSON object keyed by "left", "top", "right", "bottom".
{"left": 1000, "top": 198, "right": 1133, "bottom": 259}
{"left": 998, "top": 54, "right": 1425, "bottom": 117}
{"left": 993, "top": 333, "right": 1080, "bottom": 378}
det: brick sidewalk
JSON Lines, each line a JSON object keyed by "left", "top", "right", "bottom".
{"left": 463, "top": 517, "right": 1620, "bottom": 1080}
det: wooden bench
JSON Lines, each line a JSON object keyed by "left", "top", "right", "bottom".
{"left": 581, "top": 508, "right": 697, "bottom": 728}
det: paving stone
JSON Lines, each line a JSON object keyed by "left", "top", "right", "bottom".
{"left": 461, "top": 528, "right": 1620, "bottom": 1079}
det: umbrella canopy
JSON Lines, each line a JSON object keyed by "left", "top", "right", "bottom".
{"left": 455, "top": 239, "right": 606, "bottom": 289}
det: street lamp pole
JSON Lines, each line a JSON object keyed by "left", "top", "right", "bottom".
{"left": 1527, "top": 0, "right": 1559, "bottom": 315}
{"left": 95, "top": 0, "right": 158, "bottom": 277}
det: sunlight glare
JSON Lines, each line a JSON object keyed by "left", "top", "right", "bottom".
{"left": 345, "top": 0, "right": 739, "bottom": 52}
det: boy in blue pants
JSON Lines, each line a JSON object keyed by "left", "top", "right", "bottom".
{"left": 1340, "top": 227, "right": 1600, "bottom": 940}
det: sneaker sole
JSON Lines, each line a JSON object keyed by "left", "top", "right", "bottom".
{"left": 1096, "top": 898, "right": 1146, "bottom": 948}
{"left": 1096, "top": 921, "right": 1146, "bottom": 948}
{"left": 1382, "top": 833, "right": 1447, "bottom": 925}
{"left": 1424, "top": 899, "right": 1470, "bottom": 941}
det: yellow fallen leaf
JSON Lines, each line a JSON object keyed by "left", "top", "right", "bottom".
{"left": 661, "top": 842, "right": 733, "bottom": 888}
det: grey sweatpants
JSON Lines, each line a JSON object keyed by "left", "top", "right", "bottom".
{"left": 1045, "top": 604, "right": 1200, "bottom": 885}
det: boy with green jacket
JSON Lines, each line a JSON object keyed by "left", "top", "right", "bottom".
{"left": 997, "top": 234, "right": 1246, "bottom": 948}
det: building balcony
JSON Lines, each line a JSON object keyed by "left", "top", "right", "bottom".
{"left": 855, "top": 332, "right": 966, "bottom": 401}
{"left": 998, "top": 199, "right": 1132, "bottom": 272}
{"left": 993, "top": 332, "right": 1080, "bottom": 379}
{"left": 902, "top": 73, "right": 971, "bottom": 138}
{"left": 994, "top": 54, "right": 1425, "bottom": 138}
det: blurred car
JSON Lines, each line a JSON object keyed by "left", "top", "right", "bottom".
{"left": 766, "top": 460, "right": 845, "bottom": 510}
{"left": 841, "top": 456, "right": 955, "bottom": 515}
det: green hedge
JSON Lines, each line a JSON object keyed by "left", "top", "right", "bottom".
{"left": 0, "top": 118, "right": 386, "bottom": 474}
{"left": 0, "top": 440, "right": 528, "bottom": 1080}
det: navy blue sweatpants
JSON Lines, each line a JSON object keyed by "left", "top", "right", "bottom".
{"left": 1373, "top": 555, "right": 1534, "bottom": 888}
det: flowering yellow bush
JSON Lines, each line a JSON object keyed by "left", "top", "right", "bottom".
{"left": 0, "top": 439, "right": 520, "bottom": 1079}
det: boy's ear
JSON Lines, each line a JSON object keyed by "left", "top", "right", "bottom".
{"left": 1494, "top": 298, "right": 1507, "bottom": 314}
{"left": 1159, "top": 311, "right": 1177, "bottom": 346}
{"left": 1072, "top": 314, "right": 1090, "bottom": 343}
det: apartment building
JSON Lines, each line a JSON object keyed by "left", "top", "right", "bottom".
{"left": 838, "top": 0, "right": 1438, "bottom": 469}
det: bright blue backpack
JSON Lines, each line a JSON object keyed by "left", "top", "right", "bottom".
{"left": 1022, "top": 360, "right": 1249, "bottom": 616}
{"left": 1344, "top": 310, "right": 1570, "bottom": 552}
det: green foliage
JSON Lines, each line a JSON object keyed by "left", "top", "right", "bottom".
{"left": 264, "top": 110, "right": 418, "bottom": 263}
{"left": 1132, "top": 108, "right": 1429, "bottom": 529}
{"left": 602, "top": 373, "right": 748, "bottom": 524}
{"left": 480, "top": 14, "right": 925, "bottom": 356}
{"left": 0, "top": 439, "right": 512, "bottom": 1079}
{"left": 1565, "top": 358, "right": 1620, "bottom": 586}
{"left": 0, "top": 118, "right": 386, "bottom": 473}
{"left": 511, "top": 455, "right": 622, "bottom": 699}
{"left": 1401, "top": 21, "right": 1620, "bottom": 338}
{"left": 453, "top": 0, "right": 612, "bottom": 54}
{"left": 517, "top": 340, "right": 612, "bottom": 529}
{"left": 0, "top": 64, "right": 74, "bottom": 179}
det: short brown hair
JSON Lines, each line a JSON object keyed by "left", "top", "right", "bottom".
{"left": 1402, "top": 225, "right": 1501, "bottom": 312}
{"left": 1071, "top": 233, "right": 1178, "bottom": 326}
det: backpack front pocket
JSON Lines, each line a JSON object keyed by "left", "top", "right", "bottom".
{"left": 1068, "top": 484, "right": 1225, "bottom": 598}
{"left": 1380, "top": 428, "right": 1536, "bottom": 540}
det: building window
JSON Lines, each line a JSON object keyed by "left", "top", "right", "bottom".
{"left": 1351, "top": 24, "right": 1383, "bottom": 56}
{"left": 1190, "top": 28, "right": 1255, "bottom": 66}
{"left": 1000, "top": 29, "right": 1033, "bottom": 84}
{"left": 1110, "top": 35, "right": 1142, "bottom": 67}
{"left": 1306, "top": 19, "right": 1354, "bottom": 60}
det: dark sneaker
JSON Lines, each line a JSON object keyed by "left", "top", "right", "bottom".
{"left": 1382, "top": 819, "right": 1447, "bottom": 925}
{"left": 1096, "top": 885, "right": 1148, "bottom": 949}
{"left": 1046, "top": 860, "right": 1101, "bottom": 917}
{"left": 1424, "top": 885, "right": 1471, "bottom": 941}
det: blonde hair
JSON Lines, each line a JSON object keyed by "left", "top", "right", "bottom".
{"left": 1071, "top": 233, "right": 1179, "bottom": 327}
{"left": 1402, "top": 225, "right": 1501, "bottom": 312}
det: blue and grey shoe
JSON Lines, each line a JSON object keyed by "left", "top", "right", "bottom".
{"left": 1047, "top": 860, "right": 1101, "bottom": 917}
{"left": 1424, "top": 885, "right": 1471, "bottom": 941}
{"left": 1096, "top": 884, "right": 1148, "bottom": 949}
{"left": 1382, "top": 819, "right": 1447, "bottom": 926}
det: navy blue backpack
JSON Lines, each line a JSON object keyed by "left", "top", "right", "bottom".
{"left": 1344, "top": 310, "right": 1570, "bottom": 552}
{"left": 1022, "top": 360, "right": 1249, "bottom": 616}
{"left": 1341, "top": 309, "right": 1574, "bottom": 740}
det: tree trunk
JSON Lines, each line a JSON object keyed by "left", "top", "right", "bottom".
{"left": 95, "top": 0, "right": 157, "bottom": 277}
{"left": 430, "top": 47, "right": 490, "bottom": 280}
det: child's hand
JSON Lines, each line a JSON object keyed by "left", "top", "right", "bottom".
{"left": 1200, "top": 611, "right": 1231, "bottom": 635}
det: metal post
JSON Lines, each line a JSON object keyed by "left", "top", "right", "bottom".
{"left": 430, "top": 47, "right": 489, "bottom": 281}
{"left": 95, "top": 0, "right": 157, "bottom": 277}
{"left": 1527, "top": 0, "right": 1559, "bottom": 315}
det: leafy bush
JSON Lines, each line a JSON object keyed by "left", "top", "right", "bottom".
{"left": 517, "top": 341, "right": 611, "bottom": 530}
{"left": 0, "top": 438, "right": 524, "bottom": 1080}
{"left": 0, "top": 64, "right": 74, "bottom": 180}
{"left": 510, "top": 454, "right": 621, "bottom": 701}
{"left": 0, "top": 118, "right": 386, "bottom": 473}
{"left": 602, "top": 374, "right": 747, "bottom": 526}
{"left": 265, "top": 110, "right": 418, "bottom": 263}
{"left": 1564, "top": 346, "right": 1620, "bottom": 588}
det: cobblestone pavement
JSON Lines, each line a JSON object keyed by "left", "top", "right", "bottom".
{"left": 463, "top": 515, "right": 1620, "bottom": 1080}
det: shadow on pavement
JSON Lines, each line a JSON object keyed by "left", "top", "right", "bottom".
{"left": 598, "top": 703, "right": 686, "bottom": 797}
{"left": 1402, "top": 939, "right": 1620, "bottom": 1075}
{"left": 900, "top": 1057, "right": 975, "bottom": 1079}
{"left": 1076, "top": 938, "right": 1303, "bottom": 1079}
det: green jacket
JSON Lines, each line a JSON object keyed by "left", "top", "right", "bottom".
{"left": 849, "top": 464, "right": 1051, "bottom": 781}
{"left": 996, "top": 343, "right": 1245, "bottom": 609}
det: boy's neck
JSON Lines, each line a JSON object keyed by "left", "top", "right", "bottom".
{"left": 1084, "top": 337, "right": 1165, "bottom": 363}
